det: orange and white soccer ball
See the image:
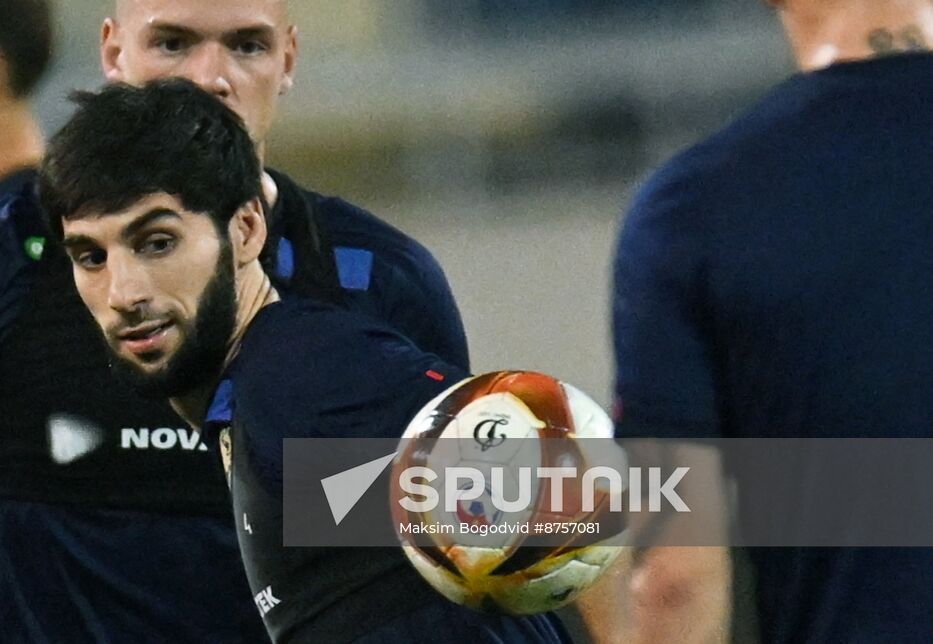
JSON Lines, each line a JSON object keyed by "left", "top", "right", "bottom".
{"left": 390, "top": 371, "right": 627, "bottom": 614}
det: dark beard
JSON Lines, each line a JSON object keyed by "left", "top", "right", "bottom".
{"left": 110, "top": 241, "right": 237, "bottom": 399}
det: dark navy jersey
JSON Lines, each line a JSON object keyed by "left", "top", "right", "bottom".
{"left": 0, "top": 500, "right": 265, "bottom": 644}
{"left": 0, "top": 169, "right": 41, "bottom": 342}
{"left": 265, "top": 168, "right": 470, "bottom": 371}
{"left": 0, "top": 169, "right": 269, "bottom": 643}
{"left": 612, "top": 53, "right": 933, "bottom": 643}
{"left": 0, "top": 167, "right": 468, "bottom": 642}
{"left": 202, "top": 299, "right": 565, "bottom": 644}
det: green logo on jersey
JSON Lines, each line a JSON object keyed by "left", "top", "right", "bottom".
{"left": 25, "top": 236, "right": 45, "bottom": 261}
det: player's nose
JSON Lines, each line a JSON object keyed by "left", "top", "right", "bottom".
{"left": 107, "top": 256, "right": 152, "bottom": 314}
{"left": 184, "top": 43, "right": 232, "bottom": 99}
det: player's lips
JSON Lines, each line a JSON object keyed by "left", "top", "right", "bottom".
{"left": 115, "top": 320, "right": 176, "bottom": 355}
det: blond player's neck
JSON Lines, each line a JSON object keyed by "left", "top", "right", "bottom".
{"left": 0, "top": 99, "right": 44, "bottom": 179}
{"left": 778, "top": 0, "right": 933, "bottom": 71}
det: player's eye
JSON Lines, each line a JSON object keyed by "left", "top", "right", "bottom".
{"left": 74, "top": 248, "right": 107, "bottom": 270}
{"left": 232, "top": 39, "right": 269, "bottom": 56}
{"left": 138, "top": 234, "right": 177, "bottom": 257}
{"left": 153, "top": 37, "right": 188, "bottom": 54}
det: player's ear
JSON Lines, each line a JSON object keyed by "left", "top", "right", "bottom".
{"left": 101, "top": 18, "right": 127, "bottom": 83}
{"left": 279, "top": 25, "right": 298, "bottom": 96}
{"left": 229, "top": 197, "right": 267, "bottom": 266}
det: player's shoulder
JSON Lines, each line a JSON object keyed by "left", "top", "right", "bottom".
{"left": 1, "top": 169, "right": 43, "bottom": 232}
{"left": 228, "top": 298, "right": 463, "bottom": 439}
{"left": 0, "top": 168, "right": 38, "bottom": 201}
{"left": 625, "top": 73, "right": 822, "bottom": 232}
{"left": 233, "top": 298, "right": 444, "bottom": 396}
{"left": 1, "top": 169, "right": 46, "bottom": 271}
{"left": 237, "top": 297, "right": 391, "bottom": 366}
{"left": 662, "top": 61, "right": 895, "bottom": 184}
{"left": 267, "top": 167, "right": 444, "bottom": 274}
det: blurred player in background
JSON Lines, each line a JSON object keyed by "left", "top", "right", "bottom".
{"left": 1, "top": 4, "right": 48, "bottom": 328}
{"left": 1, "top": 0, "right": 467, "bottom": 641}
{"left": 589, "top": 0, "right": 933, "bottom": 642}
{"left": 39, "top": 78, "right": 568, "bottom": 644}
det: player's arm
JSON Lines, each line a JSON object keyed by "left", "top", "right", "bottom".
{"left": 578, "top": 158, "right": 733, "bottom": 642}
{"left": 576, "top": 444, "right": 731, "bottom": 644}
{"left": 381, "top": 241, "right": 470, "bottom": 372}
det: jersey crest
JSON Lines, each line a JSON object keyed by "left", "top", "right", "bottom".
{"left": 218, "top": 426, "right": 233, "bottom": 488}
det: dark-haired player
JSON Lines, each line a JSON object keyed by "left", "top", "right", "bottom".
{"left": 39, "top": 78, "right": 566, "bottom": 644}
{"left": 2, "top": 0, "right": 468, "bottom": 641}
{"left": 599, "top": 0, "right": 933, "bottom": 642}
{"left": 98, "top": 0, "right": 469, "bottom": 365}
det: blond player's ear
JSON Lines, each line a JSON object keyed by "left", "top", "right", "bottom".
{"left": 280, "top": 25, "right": 298, "bottom": 96}
{"left": 100, "top": 18, "right": 126, "bottom": 83}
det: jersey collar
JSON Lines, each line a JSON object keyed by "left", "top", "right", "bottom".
{"left": 202, "top": 378, "right": 235, "bottom": 445}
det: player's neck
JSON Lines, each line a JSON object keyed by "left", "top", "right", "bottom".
{"left": 171, "top": 266, "right": 280, "bottom": 432}
{"left": 261, "top": 170, "right": 279, "bottom": 211}
{"left": 0, "top": 100, "right": 44, "bottom": 179}
{"left": 780, "top": 0, "right": 933, "bottom": 71}
{"left": 255, "top": 138, "right": 284, "bottom": 213}
{"left": 228, "top": 265, "right": 281, "bottom": 371}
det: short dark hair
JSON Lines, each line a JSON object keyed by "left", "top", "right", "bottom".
{"left": 0, "top": 0, "right": 53, "bottom": 97}
{"left": 39, "top": 79, "right": 263, "bottom": 240}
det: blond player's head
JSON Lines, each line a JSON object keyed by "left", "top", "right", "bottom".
{"left": 101, "top": 0, "right": 296, "bottom": 152}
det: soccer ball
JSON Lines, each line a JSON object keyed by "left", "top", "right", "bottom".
{"left": 390, "top": 371, "right": 627, "bottom": 614}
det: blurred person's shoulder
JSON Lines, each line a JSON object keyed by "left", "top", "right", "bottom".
{"left": 265, "top": 167, "right": 470, "bottom": 370}
{"left": 267, "top": 167, "right": 445, "bottom": 273}
{"left": 1, "top": 168, "right": 41, "bottom": 230}
{"left": 627, "top": 53, "right": 933, "bottom": 230}
{"left": 1, "top": 168, "right": 44, "bottom": 288}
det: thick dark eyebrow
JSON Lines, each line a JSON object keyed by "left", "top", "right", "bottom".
{"left": 61, "top": 208, "right": 181, "bottom": 251}
{"left": 121, "top": 208, "right": 183, "bottom": 241}
{"left": 61, "top": 234, "right": 97, "bottom": 251}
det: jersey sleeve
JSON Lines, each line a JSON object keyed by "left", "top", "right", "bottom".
{"left": 370, "top": 245, "right": 470, "bottom": 373}
{"left": 313, "top": 192, "right": 471, "bottom": 373}
{"left": 612, "top": 158, "right": 722, "bottom": 439}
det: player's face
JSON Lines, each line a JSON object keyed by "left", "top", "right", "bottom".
{"left": 101, "top": 0, "right": 296, "bottom": 150}
{"left": 61, "top": 193, "right": 237, "bottom": 398}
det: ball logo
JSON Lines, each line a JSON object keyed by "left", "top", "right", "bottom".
{"left": 455, "top": 484, "right": 503, "bottom": 527}
{"left": 473, "top": 417, "right": 509, "bottom": 451}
